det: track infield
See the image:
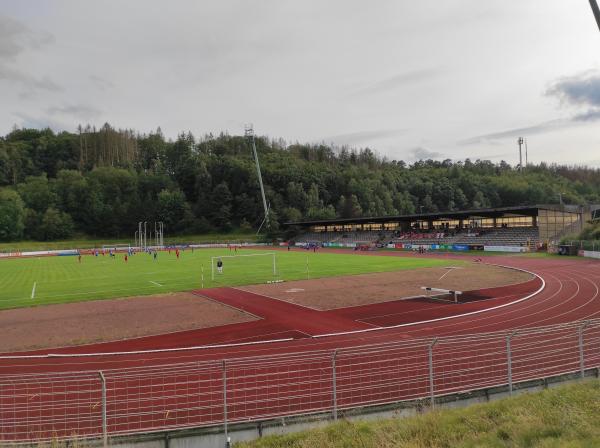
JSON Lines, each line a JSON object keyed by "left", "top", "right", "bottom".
{"left": 241, "top": 263, "right": 532, "bottom": 310}
{"left": 0, "top": 262, "right": 540, "bottom": 354}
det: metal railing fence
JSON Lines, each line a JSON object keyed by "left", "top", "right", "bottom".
{"left": 1, "top": 319, "right": 600, "bottom": 445}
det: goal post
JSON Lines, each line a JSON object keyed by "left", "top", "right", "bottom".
{"left": 211, "top": 252, "right": 277, "bottom": 282}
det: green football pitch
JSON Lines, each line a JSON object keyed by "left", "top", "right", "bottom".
{"left": 0, "top": 249, "right": 452, "bottom": 310}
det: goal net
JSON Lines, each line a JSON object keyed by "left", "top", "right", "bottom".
{"left": 211, "top": 253, "right": 278, "bottom": 284}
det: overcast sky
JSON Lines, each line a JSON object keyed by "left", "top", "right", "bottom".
{"left": 1, "top": 1, "right": 600, "bottom": 166}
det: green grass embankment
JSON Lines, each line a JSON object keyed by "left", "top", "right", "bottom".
{"left": 237, "top": 380, "right": 600, "bottom": 448}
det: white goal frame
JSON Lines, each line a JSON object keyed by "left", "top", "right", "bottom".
{"left": 211, "top": 252, "right": 277, "bottom": 281}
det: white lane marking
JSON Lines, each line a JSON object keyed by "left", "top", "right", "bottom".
{"left": 149, "top": 280, "right": 163, "bottom": 287}
{"left": 31, "top": 282, "right": 37, "bottom": 299}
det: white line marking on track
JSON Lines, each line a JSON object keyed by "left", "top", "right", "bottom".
{"left": 31, "top": 282, "right": 36, "bottom": 299}
{"left": 149, "top": 280, "right": 163, "bottom": 287}
{"left": 0, "top": 337, "right": 295, "bottom": 359}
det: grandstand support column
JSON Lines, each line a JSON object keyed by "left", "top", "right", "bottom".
{"left": 428, "top": 338, "right": 438, "bottom": 408}
{"left": 332, "top": 349, "right": 338, "bottom": 421}
{"left": 98, "top": 371, "right": 107, "bottom": 448}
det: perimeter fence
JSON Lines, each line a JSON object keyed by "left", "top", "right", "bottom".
{"left": 2, "top": 318, "right": 600, "bottom": 444}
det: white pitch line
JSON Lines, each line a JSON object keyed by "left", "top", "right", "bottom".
{"left": 31, "top": 282, "right": 37, "bottom": 299}
{"left": 149, "top": 280, "right": 163, "bottom": 287}
{"left": 438, "top": 266, "right": 461, "bottom": 281}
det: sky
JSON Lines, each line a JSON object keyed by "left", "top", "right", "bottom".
{"left": 1, "top": 1, "right": 600, "bottom": 166}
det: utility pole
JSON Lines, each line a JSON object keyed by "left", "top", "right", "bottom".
{"left": 517, "top": 137, "right": 524, "bottom": 172}
{"left": 245, "top": 124, "right": 270, "bottom": 233}
{"left": 590, "top": 0, "right": 600, "bottom": 32}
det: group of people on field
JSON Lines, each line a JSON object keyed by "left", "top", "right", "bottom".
{"left": 76, "top": 245, "right": 192, "bottom": 263}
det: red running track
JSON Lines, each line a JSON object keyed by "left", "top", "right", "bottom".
{"left": 1, "top": 253, "right": 599, "bottom": 442}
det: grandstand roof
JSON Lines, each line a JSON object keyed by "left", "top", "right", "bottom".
{"left": 285, "top": 204, "right": 582, "bottom": 227}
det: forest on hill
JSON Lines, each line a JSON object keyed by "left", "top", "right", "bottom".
{"left": 0, "top": 124, "right": 599, "bottom": 242}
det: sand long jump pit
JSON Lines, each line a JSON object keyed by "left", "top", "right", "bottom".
{"left": 241, "top": 263, "right": 534, "bottom": 310}
{"left": 0, "top": 292, "right": 257, "bottom": 353}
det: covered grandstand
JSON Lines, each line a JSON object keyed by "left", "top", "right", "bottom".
{"left": 286, "top": 204, "right": 589, "bottom": 252}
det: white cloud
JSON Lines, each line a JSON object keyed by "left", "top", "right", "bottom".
{"left": 0, "top": 1, "right": 599, "bottom": 166}
{"left": 410, "top": 146, "right": 444, "bottom": 161}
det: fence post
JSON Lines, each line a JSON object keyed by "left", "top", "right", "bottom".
{"left": 98, "top": 371, "right": 107, "bottom": 448}
{"left": 506, "top": 332, "right": 516, "bottom": 395}
{"left": 428, "top": 338, "right": 438, "bottom": 409}
{"left": 579, "top": 322, "right": 589, "bottom": 379}
{"left": 332, "top": 349, "right": 338, "bottom": 421}
{"left": 223, "top": 360, "right": 230, "bottom": 448}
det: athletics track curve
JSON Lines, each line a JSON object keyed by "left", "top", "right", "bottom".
{"left": 1, "top": 251, "right": 600, "bottom": 442}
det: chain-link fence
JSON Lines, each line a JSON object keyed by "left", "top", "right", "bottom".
{"left": 2, "top": 319, "right": 600, "bottom": 444}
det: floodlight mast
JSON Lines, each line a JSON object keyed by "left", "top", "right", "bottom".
{"left": 245, "top": 124, "right": 270, "bottom": 232}
{"left": 590, "top": 0, "right": 600, "bottom": 32}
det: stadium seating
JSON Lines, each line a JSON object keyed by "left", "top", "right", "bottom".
{"left": 296, "top": 227, "right": 540, "bottom": 248}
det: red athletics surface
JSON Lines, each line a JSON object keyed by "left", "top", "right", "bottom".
{"left": 333, "top": 277, "right": 542, "bottom": 327}
{"left": 2, "top": 252, "right": 600, "bottom": 443}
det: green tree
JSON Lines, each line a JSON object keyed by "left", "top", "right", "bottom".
{"left": 206, "top": 182, "right": 233, "bottom": 230}
{"left": 39, "top": 208, "right": 75, "bottom": 240}
{"left": 157, "top": 189, "right": 189, "bottom": 231}
{"left": 17, "top": 175, "right": 57, "bottom": 212}
{"left": 0, "top": 189, "right": 26, "bottom": 241}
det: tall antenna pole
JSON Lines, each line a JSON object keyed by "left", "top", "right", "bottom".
{"left": 524, "top": 138, "right": 528, "bottom": 167}
{"left": 517, "top": 137, "right": 524, "bottom": 172}
{"left": 590, "top": 0, "right": 600, "bottom": 32}
{"left": 245, "top": 124, "right": 270, "bottom": 231}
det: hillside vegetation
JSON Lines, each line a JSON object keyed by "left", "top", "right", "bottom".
{"left": 1, "top": 125, "right": 599, "bottom": 242}
{"left": 237, "top": 380, "right": 600, "bottom": 448}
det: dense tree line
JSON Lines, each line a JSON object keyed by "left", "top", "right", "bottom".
{"left": 0, "top": 125, "right": 599, "bottom": 242}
